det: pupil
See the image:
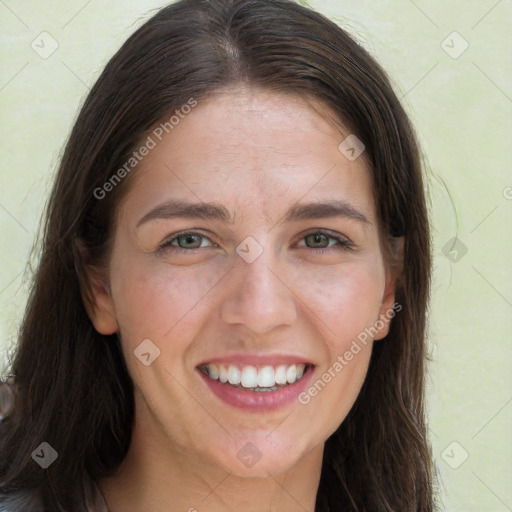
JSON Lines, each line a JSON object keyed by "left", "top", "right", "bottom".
{"left": 182, "top": 235, "right": 198, "bottom": 248}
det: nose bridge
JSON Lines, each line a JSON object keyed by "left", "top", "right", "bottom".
{"left": 238, "top": 247, "right": 277, "bottom": 297}
{"left": 219, "top": 238, "right": 297, "bottom": 333}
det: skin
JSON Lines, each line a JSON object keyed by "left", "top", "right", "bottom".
{"left": 87, "top": 85, "right": 400, "bottom": 512}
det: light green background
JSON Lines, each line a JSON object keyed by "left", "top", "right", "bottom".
{"left": 1, "top": 1, "right": 511, "bottom": 510}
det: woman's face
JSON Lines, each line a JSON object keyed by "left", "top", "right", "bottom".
{"left": 90, "top": 86, "right": 398, "bottom": 477}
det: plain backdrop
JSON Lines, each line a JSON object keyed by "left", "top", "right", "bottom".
{"left": 1, "top": 1, "right": 511, "bottom": 510}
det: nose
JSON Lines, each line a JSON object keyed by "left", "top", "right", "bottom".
{"left": 219, "top": 245, "right": 297, "bottom": 334}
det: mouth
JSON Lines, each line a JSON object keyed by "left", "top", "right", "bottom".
{"left": 198, "top": 362, "right": 310, "bottom": 391}
{"left": 196, "top": 359, "right": 315, "bottom": 410}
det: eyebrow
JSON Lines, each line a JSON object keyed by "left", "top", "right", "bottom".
{"left": 136, "top": 198, "right": 369, "bottom": 228}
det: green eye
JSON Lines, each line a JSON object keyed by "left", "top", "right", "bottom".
{"left": 302, "top": 231, "right": 352, "bottom": 251}
{"left": 173, "top": 234, "right": 203, "bottom": 249}
{"left": 159, "top": 231, "right": 214, "bottom": 252}
{"left": 305, "top": 233, "right": 335, "bottom": 249}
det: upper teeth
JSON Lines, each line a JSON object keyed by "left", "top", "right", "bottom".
{"left": 202, "top": 363, "right": 306, "bottom": 388}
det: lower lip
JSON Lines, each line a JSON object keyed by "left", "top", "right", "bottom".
{"left": 198, "top": 366, "right": 314, "bottom": 412}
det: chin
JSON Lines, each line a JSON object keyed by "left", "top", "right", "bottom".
{"left": 207, "top": 432, "right": 315, "bottom": 478}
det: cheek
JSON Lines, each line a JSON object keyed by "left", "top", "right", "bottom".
{"left": 289, "top": 256, "right": 386, "bottom": 346}
{"left": 111, "top": 249, "right": 386, "bottom": 351}
{"left": 290, "top": 258, "right": 385, "bottom": 434}
{"left": 110, "top": 254, "right": 226, "bottom": 349}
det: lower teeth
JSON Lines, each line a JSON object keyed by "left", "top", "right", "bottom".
{"left": 221, "top": 380, "right": 286, "bottom": 392}
{"left": 235, "top": 384, "right": 282, "bottom": 392}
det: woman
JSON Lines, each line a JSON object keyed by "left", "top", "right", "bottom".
{"left": 0, "top": 0, "right": 436, "bottom": 510}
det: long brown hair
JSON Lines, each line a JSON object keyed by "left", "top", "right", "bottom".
{"left": 0, "top": 1, "right": 436, "bottom": 510}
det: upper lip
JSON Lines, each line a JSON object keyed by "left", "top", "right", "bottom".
{"left": 197, "top": 354, "right": 314, "bottom": 367}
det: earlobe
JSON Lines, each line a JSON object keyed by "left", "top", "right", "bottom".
{"left": 82, "top": 268, "right": 118, "bottom": 335}
{"left": 373, "top": 278, "right": 396, "bottom": 341}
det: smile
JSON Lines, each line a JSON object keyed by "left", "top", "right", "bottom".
{"left": 199, "top": 363, "right": 308, "bottom": 392}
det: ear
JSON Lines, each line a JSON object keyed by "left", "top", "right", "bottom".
{"left": 82, "top": 266, "right": 118, "bottom": 335}
{"left": 374, "top": 236, "right": 404, "bottom": 341}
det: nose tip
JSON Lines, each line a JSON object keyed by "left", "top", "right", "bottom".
{"left": 219, "top": 248, "right": 297, "bottom": 334}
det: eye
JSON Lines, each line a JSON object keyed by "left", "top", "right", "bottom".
{"left": 158, "top": 229, "right": 353, "bottom": 254}
{"left": 159, "top": 231, "right": 215, "bottom": 253}
{"left": 299, "top": 230, "right": 353, "bottom": 251}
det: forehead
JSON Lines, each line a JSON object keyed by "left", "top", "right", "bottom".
{"left": 119, "top": 86, "right": 376, "bottom": 225}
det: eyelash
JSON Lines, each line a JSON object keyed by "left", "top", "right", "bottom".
{"left": 158, "top": 229, "right": 353, "bottom": 254}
